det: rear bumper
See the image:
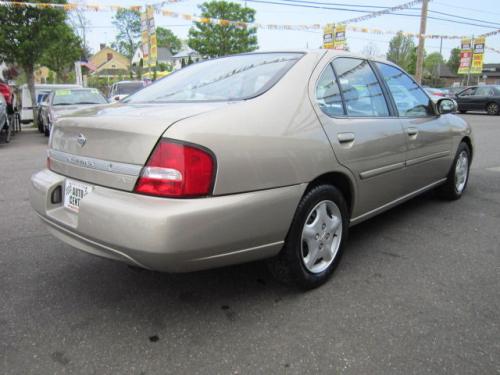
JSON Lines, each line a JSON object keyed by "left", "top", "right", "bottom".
{"left": 30, "top": 169, "right": 305, "bottom": 272}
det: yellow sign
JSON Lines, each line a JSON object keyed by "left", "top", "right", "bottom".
{"left": 470, "top": 36, "right": 485, "bottom": 75}
{"left": 333, "top": 24, "right": 346, "bottom": 50}
{"left": 140, "top": 12, "right": 150, "bottom": 65}
{"left": 146, "top": 6, "right": 157, "bottom": 66}
{"left": 323, "top": 24, "right": 334, "bottom": 49}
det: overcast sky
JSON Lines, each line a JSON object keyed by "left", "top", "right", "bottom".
{"left": 82, "top": 0, "right": 500, "bottom": 63}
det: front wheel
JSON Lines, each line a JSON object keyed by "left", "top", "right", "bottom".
{"left": 267, "top": 185, "right": 349, "bottom": 289}
{"left": 486, "top": 102, "right": 499, "bottom": 115}
{"left": 437, "top": 142, "right": 471, "bottom": 200}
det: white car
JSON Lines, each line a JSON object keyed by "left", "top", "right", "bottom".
{"left": 108, "top": 81, "right": 146, "bottom": 102}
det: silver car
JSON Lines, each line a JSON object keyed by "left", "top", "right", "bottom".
{"left": 39, "top": 88, "right": 108, "bottom": 136}
{"left": 30, "top": 51, "right": 473, "bottom": 289}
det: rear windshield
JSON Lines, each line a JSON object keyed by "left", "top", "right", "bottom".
{"left": 53, "top": 89, "right": 107, "bottom": 106}
{"left": 115, "top": 82, "right": 144, "bottom": 95}
{"left": 125, "top": 53, "right": 303, "bottom": 103}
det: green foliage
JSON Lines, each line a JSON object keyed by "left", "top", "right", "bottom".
{"left": 0, "top": 1, "right": 67, "bottom": 69}
{"left": 386, "top": 32, "right": 416, "bottom": 72}
{"left": 424, "top": 52, "right": 445, "bottom": 87}
{"left": 447, "top": 48, "right": 461, "bottom": 75}
{"left": 40, "top": 23, "right": 82, "bottom": 83}
{"left": 156, "top": 27, "right": 182, "bottom": 54}
{"left": 0, "top": 0, "right": 69, "bottom": 125}
{"left": 188, "top": 1, "right": 258, "bottom": 57}
{"left": 111, "top": 9, "right": 141, "bottom": 61}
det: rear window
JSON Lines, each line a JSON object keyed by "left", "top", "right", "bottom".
{"left": 125, "top": 53, "right": 303, "bottom": 103}
{"left": 53, "top": 89, "right": 107, "bottom": 106}
{"left": 115, "top": 82, "right": 144, "bottom": 95}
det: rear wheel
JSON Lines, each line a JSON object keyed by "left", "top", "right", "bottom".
{"left": 459, "top": 109, "right": 467, "bottom": 114}
{"left": 267, "top": 184, "right": 348, "bottom": 289}
{"left": 437, "top": 142, "right": 471, "bottom": 200}
{"left": 486, "top": 102, "right": 499, "bottom": 115}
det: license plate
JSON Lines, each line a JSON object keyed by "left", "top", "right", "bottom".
{"left": 63, "top": 179, "right": 92, "bottom": 213}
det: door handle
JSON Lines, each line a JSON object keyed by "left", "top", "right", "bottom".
{"left": 337, "top": 132, "right": 355, "bottom": 143}
{"left": 407, "top": 127, "right": 418, "bottom": 137}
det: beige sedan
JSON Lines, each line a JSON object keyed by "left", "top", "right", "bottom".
{"left": 30, "top": 51, "right": 473, "bottom": 289}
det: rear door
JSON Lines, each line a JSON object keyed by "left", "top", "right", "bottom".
{"left": 471, "top": 86, "right": 494, "bottom": 110}
{"left": 375, "top": 62, "right": 452, "bottom": 192}
{"left": 313, "top": 56, "right": 408, "bottom": 218}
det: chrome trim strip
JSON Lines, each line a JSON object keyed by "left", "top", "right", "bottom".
{"left": 406, "top": 150, "right": 450, "bottom": 167}
{"left": 36, "top": 213, "right": 151, "bottom": 269}
{"left": 188, "top": 241, "right": 284, "bottom": 262}
{"left": 48, "top": 149, "right": 142, "bottom": 176}
{"left": 360, "top": 161, "right": 405, "bottom": 179}
{"left": 350, "top": 178, "right": 446, "bottom": 225}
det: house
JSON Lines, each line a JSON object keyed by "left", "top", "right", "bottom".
{"left": 131, "top": 46, "right": 176, "bottom": 67}
{"left": 482, "top": 63, "right": 500, "bottom": 85}
{"left": 89, "top": 44, "right": 130, "bottom": 77}
{"left": 437, "top": 62, "right": 500, "bottom": 87}
{"left": 172, "top": 48, "right": 201, "bottom": 69}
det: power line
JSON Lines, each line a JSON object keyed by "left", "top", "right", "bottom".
{"left": 241, "top": 0, "right": 500, "bottom": 30}
{"left": 260, "top": 0, "right": 500, "bottom": 28}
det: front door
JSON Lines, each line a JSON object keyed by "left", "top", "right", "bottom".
{"left": 456, "top": 87, "right": 477, "bottom": 111}
{"left": 313, "top": 57, "right": 408, "bottom": 219}
{"left": 375, "top": 62, "right": 452, "bottom": 191}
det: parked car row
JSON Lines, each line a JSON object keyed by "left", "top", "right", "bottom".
{"left": 27, "top": 80, "right": 147, "bottom": 137}
{"left": 424, "top": 85, "right": 500, "bottom": 115}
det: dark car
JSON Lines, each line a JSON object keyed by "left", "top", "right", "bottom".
{"left": 0, "top": 94, "right": 10, "bottom": 143}
{"left": 39, "top": 88, "right": 108, "bottom": 136}
{"left": 454, "top": 85, "right": 500, "bottom": 115}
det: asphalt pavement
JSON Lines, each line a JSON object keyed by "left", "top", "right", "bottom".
{"left": 1, "top": 114, "right": 499, "bottom": 374}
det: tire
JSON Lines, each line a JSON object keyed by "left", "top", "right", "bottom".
{"left": 437, "top": 142, "right": 471, "bottom": 200}
{"left": 486, "top": 102, "right": 499, "bottom": 115}
{"left": 44, "top": 122, "right": 50, "bottom": 137}
{"left": 459, "top": 110, "right": 467, "bottom": 114}
{"left": 0, "top": 121, "right": 11, "bottom": 143}
{"left": 267, "top": 184, "right": 349, "bottom": 289}
{"left": 38, "top": 118, "right": 44, "bottom": 133}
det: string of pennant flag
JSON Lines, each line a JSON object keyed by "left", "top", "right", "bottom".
{"left": 0, "top": 0, "right": 499, "bottom": 40}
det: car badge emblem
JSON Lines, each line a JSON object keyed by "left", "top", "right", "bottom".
{"left": 77, "top": 133, "right": 87, "bottom": 147}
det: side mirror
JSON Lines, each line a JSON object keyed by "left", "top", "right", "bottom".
{"left": 437, "top": 98, "right": 457, "bottom": 115}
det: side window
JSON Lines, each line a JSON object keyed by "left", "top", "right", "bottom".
{"left": 459, "top": 87, "right": 476, "bottom": 96}
{"left": 332, "top": 58, "right": 389, "bottom": 117}
{"left": 475, "top": 86, "right": 493, "bottom": 96}
{"left": 376, "top": 63, "right": 433, "bottom": 117}
{"left": 315, "top": 65, "right": 344, "bottom": 117}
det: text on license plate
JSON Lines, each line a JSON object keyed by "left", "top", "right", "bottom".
{"left": 64, "top": 179, "right": 92, "bottom": 212}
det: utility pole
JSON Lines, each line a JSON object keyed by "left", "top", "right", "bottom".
{"left": 415, "top": 0, "right": 429, "bottom": 84}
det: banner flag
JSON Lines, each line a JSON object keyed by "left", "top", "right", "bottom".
{"left": 140, "top": 12, "right": 150, "bottom": 66}
{"left": 458, "top": 38, "right": 472, "bottom": 75}
{"left": 323, "top": 24, "right": 334, "bottom": 49}
{"left": 470, "top": 36, "right": 485, "bottom": 75}
{"left": 333, "top": 24, "right": 346, "bottom": 50}
{"left": 146, "top": 5, "right": 157, "bottom": 67}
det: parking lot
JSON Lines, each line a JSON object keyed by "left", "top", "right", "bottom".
{"left": 1, "top": 114, "right": 499, "bottom": 374}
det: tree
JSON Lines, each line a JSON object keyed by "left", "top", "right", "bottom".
{"left": 112, "top": 9, "right": 141, "bottom": 62}
{"left": 0, "top": 0, "right": 68, "bottom": 126}
{"left": 447, "top": 47, "right": 461, "bottom": 75}
{"left": 424, "top": 52, "right": 444, "bottom": 86}
{"left": 188, "top": 1, "right": 258, "bottom": 57}
{"left": 41, "top": 24, "right": 82, "bottom": 83}
{"left": 386, "top": 32, "right": 416, "bottom": 72}
{"left": 156, "top": 27, "right": 182, "bottom": 54}
{"left": 361, "top": 42, "right": 380, "bottom": 58}
{"left": 70, "top": 6, "right": 92, "bottom": 59}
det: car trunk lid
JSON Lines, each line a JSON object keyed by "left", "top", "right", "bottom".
{"left": 49, "top": 102, "right": 226, "bottom": 191}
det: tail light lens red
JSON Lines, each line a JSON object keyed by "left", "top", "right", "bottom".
{"left": 135, "top": 140, "right": 215, "bottom": 198}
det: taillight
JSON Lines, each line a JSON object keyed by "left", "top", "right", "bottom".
{"left": 134, "top": 140, "right": 215, "bottom": 198}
